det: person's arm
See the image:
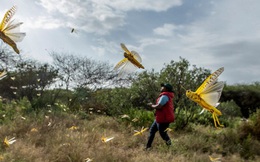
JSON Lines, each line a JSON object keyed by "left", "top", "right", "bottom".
{"left": 151, "top": 95, "right": 169, "bottom": 110}
{"left": 151, "top": 103, "right": 163, "bottom": 110}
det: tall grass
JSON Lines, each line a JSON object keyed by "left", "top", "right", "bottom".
{"left": 0, "top": 103, "right": 260, "bottom": 161}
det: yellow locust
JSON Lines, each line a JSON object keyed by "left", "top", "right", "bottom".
{"left": 186, "top": 67, "right": 225, "bottom": 128}
{"left": 133, "top": 126, "right": 148, "bottom": 136}
{"left": 0, "top": 6, "right": 26, "bottom": 54}
{"left": 114, "top": 43, "right": 144, "bottom": 77}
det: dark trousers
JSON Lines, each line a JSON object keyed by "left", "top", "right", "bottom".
{"left": 146, "top": 120, "right": 171, "bottom": 148}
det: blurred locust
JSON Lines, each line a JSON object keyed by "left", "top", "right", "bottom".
{"left": 133, "top": 126, "right": 148, "bottom": 136}
{"left": 101, "top": 136, "right": 114, "bottom": 143}
{"left": 0, "top": 71, "right": 7, "bottom": 80}
{"left": 3, "top": 136, "right": 16, "bottom": 147}
{"left": 0, "top": 6, "right": 26, "bottom": 54}
{"left": 186, "top": 67, "right": 225, "bottom": 128}
{"left": 209, "top": 155, "right": 222, "bottom": 162}
{"left": 84, "top": 158, "right": 93, "bottom": 162}
{"left": 114, "top": 43, "right": 144, "bottom": 77}
{"left": 164, "top": 128, "right": 173, "bottom": 132}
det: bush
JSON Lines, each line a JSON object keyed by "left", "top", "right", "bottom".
{"left": 0, "top": 98, "right": 32, "bottom": 124}
{"left": 239, "top": 134, "right": 260, "bottom": 160}
{"left": 239, "top": 110, "right": 260, "bottom": 141}
{"left": 218, "top": 100, "right": 242, "bottom": 118}
{"left": 122, "top": 108, "right": 154, "bottom": 127}
{"left": 214, "top": 110, "right": 260, "bottom": 159}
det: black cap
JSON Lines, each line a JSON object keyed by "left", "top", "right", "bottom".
{"left": 161, "top": 83, "right": 173, "bottom": 92}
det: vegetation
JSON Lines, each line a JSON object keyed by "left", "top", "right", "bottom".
{"left": 0, "top": 49, "right": 260, "bottom": 161}
{"left": 221, "top": 82, "right": 260, "bottom": 118}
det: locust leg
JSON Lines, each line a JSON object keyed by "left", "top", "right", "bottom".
{"left": 212, "top": 113, "right": 224, "bottom": 128}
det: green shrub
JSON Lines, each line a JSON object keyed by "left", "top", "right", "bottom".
{"left": 239, "top": 109, "right": 260, "bottom": 141}
{"left": 120, "top": 108, "right": 154, "bottom": 127}
{"left": 217, "top": 111, "right": 260, "bottom": 159}
{"left": 239, "top": 134, "right": 260, "bottom": 160}
{"left": 219, "top": 100, "right": 242, "bottom": 118}
{"left": 0, "top": 98, "right": 32, "bottom": 124}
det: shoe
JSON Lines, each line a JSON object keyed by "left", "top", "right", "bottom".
{"left": 166, "top": 140, "right": 171, "bottom": 146}
{"left": 145, "top": 147, "right": 152, "bottom": 151}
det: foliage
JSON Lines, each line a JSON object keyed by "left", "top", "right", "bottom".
{"left": 0, "top": 102, "right": 260, "bottom": 161}
{"left": 0, "top": 59, "right": 58, "bottom": 108}
{"left": 158, "top": 57, "right": 211, "bottom": 106}
{"left": 218, "top": 100, "right": 242, "bottom": 118}
{"left": 122, "top": 108, "right": 154, "bottom": 127}
{"left": 95, "top": 57, "right": 225, "bottom": 129}
{"left": 239, "top": 110, "right": 260, "bottom": 141}
{"left": 1, "top": 49, "right": 260, "bottom": 161}
{"left": 0, "top": 97, "right": 31, "bottom": 124}
{"left": 130, "top": 70, "right": 160, "bottom": 109}
{"left": 94, "top": 87, "right": 133, "bottom": 116}
{"left": 221, "top": 82, "right": 260, "bottom": 118}
{"left": 158, "top": 57, "right": 211, "bottom": 129}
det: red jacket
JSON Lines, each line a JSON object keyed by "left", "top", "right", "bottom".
{"left": 155, "top": 92, "right": 174, "bottom": 123}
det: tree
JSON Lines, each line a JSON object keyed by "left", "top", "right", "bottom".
{"left": 101, "top": 58, "right": 213, "bottom": 128}
{"left": 0, "top": 44, "right": 19, "bottom": 71}
{"left": 50, "top": 52, "right": 80, "bottom": 90}
{"left": 158, "top": 58, "right": 211, "bottom": 129}
{"left": 125, "top": 58, "right": 211, "bottom": 129}
{"left": 129, "top": 70, "right": 160, "bottom": 109}
{"left": 50, "top": 51, "right": 117, "bottom": 90}
{"left": 221, "top": 82, "right": 260, "bottom": 118}
{"left": 0, "top": 58, "right": 58, "bottom": 108}
{"left": 74, "top": 57, "right": 115, "bottom": 89}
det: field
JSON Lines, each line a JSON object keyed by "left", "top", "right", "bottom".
{"left": 1, "top": 109, "right": 260, "bottom": 162}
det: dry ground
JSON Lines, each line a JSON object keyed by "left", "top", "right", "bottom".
{"left": 0, "top": 113, "right": 259, "bottom": 162}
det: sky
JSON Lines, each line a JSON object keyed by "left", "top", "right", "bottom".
{"left": 0, "top": 0, "right": 260, "bottom": 85}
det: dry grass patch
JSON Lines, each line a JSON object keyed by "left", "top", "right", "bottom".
{"left": 0, "top": 112, "right": 260, "bottom": 162}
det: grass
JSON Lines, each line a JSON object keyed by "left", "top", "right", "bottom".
{"left": 0, "top": 111, "right": 260, "bottom": 162}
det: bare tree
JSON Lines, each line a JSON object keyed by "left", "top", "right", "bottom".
{"left": 0, "top": 44, "right": 20, "bottom": 71}
{"left": 0, "top": 57, "right": 58, "bottom": 103}
{"left": 50, "top": 52, "right": 80, "bottom": 90}
{"left": 50, "top": 51, "right": 118, "bottom": 90}
{"left": 74, "top": 57, "right": 115, "bottom": 89}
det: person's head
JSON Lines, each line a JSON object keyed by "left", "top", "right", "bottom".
{"left": 160, "top": 83, "right": 173, "bottom": 92}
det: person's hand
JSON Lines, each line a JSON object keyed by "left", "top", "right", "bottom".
{"left": 147, "top": 103, "right": 153, "bottom": 106}
{"left": 146, "top": 103, "right": 154, "bottom": 110}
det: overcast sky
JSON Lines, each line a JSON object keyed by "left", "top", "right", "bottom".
{"left": 1, "top": 0, "right": 260, "bottom": 85}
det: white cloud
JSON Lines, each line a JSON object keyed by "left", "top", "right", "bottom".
{"left": 124, "top": 0, "right": 260, "bottom": 84}
{"left": 24, "top": 16, "right": 64, "bottom": 29}
{"left": 35, "top": 0, "right": 183, "bottom": 35}
{"left": 93, "top": 0, "right": 183, "bottom": 12}
{"left": 138, "top": 38, "right": 167, "bottom": 49}
{"left": 90, "top": 38, "right": 119, "bottom": 58}
{"left": 153, "top": 24, "right": 182, "bottom": 37}
{"left": 36, "top": 0, "right": 126, "bottom": 35}
{"left": 172, "top": 0, "right": 260, "bottom": 83}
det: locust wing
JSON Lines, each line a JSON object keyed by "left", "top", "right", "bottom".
{"left": 196, "top": 67, "right": 224, "bottom": 94}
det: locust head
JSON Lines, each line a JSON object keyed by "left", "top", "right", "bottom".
{"left": 185, "top": 90, "right": 192, "bottom": 98}
{"left": 181, "top": 85, "right": 195, "bottom": 100}
{"left": 123, "top": 52, "right": 128, "bottom": 58}
{"left": 186, "top": 90, "right": 199, "bottom": 102}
